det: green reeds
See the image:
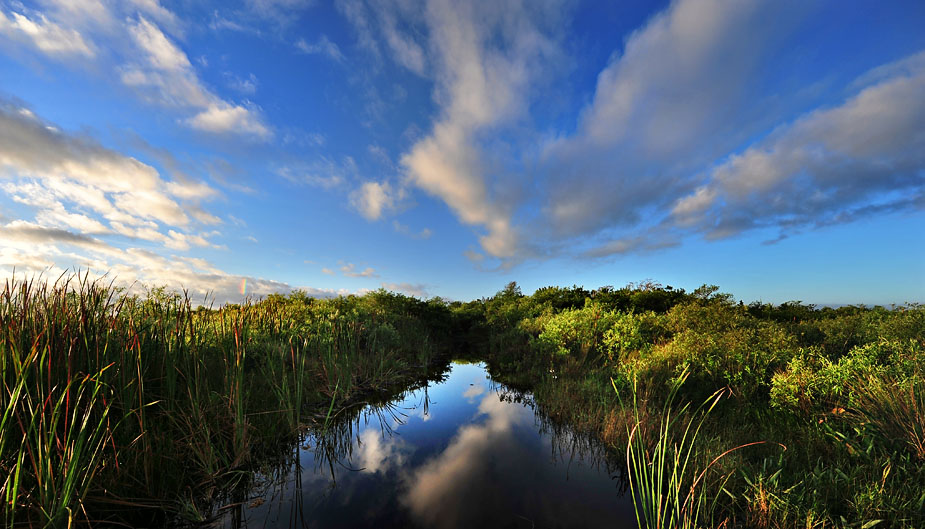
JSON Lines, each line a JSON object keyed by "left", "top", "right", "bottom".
{"left": 849, "top": 375, "right": 925, "bottom": 461}
{"left": 1, "top": 274, "right": 445, "bottom": 526}
{"left": 1, "top": 275, "right": 122, "bottom": 528}
{"left": 618, "top": 368, "right": 764, "bottom": 529}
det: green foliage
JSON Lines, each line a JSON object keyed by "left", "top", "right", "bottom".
{"left": 771, "top": 339, "right": 925, "bottom": 412}
{"left": 602, "top": 310, "right": 666, "bottom": 362}
{"left": 536, "top": 300, "right": 620, "bottom": 363}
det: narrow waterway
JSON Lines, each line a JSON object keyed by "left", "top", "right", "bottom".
{"left": 218, "top": 361, "right": 636, "bottom": 528}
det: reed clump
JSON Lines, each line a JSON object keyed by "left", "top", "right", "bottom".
{"left": 1, "top": 276, "right": 451, "bottom": 527}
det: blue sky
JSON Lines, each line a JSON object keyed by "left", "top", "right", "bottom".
{"left": 0, "top": 0, "right": 923, "bottom": 305}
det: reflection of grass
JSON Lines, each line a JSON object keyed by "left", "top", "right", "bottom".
{"left": 619, "top": 368, "right": 765, "bottom": 529}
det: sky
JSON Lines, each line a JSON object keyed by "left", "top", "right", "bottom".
{"left": 0, "top": 0, "right": 923, "bottom": 306}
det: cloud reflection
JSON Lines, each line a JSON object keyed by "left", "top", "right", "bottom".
{"left": 402, "top": 393, "right": 531, "bottom": 528}
{"left": 355, "top": 428, "right": 409, "bottom": 474}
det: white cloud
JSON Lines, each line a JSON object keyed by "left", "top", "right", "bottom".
{"left": 671, "top": 50, "right": 925, "bottom": 240}
{"left": 540, "top": 0, "right": 804, "bottom": 243}
{"left": 186, "top": 103, "right": 272, "bottom": 139}
{"left": 120, "top": 16, "right": 271, "bottom": 139}
{"left": 397, "top": 0, "right": 564, "bottom": 260}
{"left": 128, "top": 0, "right": 182, "bottom": 35}
{"left": 0, "top": 102, "right": 228, "bottom": 256}
{"left": 355, "top": 428, "right": 409, "bottom": 473}
{"left": 376, "top": 3, "right": 425, "bottom": 74}
{"left": 0, "top": 8, "right": 94, "bottom": 58}
{"left": 278, "top": 158, "right": 355, "bottom": 190}
{"left": 340, "top": 262, "right": 379, "bottom": 278}
{"left": 350, "top": 180, "right": 403, "bottom": 220}
{"left": 0, "top": 219, "right": 340, "bottom": 306}
{"left": 402, "top": 393, "right": 529, "bottom": 527}
{"left": 129, "top": 15, "right": 188, "bottom": 70}
{"left": 381, "top": 282, "right": 428, "bottom": 298}
{"left": 295, "top": 35, "right": 345, "bottom": 62}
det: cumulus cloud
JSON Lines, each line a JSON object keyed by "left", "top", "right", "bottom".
{"left": 397, "top": 0, "right": 564, "bottom": 260}
{"left": 539, "top": 0, "right": 805, "bottom": 245}
{"left": 355, "top": 428, "right": 410, "bottom": 473}
{"left": 0, "top": 102, "right": 280, "bottom": 303}
{"left": 0, "top": 102, "right": 201, "bottom": 229}
{"left": 0, "top": 217, "right": 346, "bottom": 305}
{"left": 350, "top": 180, "right": 403, "bottom": 220}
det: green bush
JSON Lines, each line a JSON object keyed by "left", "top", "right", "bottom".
{"left": 536, "top": 301, "right": 620, "bottom": 363}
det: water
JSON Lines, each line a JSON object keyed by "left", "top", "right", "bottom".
{"left": 218, "top": 362, "right": 636, "bottom": 528}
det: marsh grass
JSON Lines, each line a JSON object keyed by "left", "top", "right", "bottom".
{"left": 848, "top": 376, "right": 925, "bottom": 461}
{"left": 0, "top": 276, "right": 448, "bottom": 527}
{"left": 618, "top": 369, "right": 769, "bottom": 529}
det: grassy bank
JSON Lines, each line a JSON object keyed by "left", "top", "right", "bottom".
{"left": 468, "top": 282, "right": 925, "bottom": 528}
{"left": 1, "top": 276, "right": 453, "bottom": 527}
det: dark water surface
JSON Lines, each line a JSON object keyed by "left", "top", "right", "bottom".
{"left": 218, "top": 362, "right": 636, "bottom": 528}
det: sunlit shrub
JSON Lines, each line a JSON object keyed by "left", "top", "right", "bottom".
{"left": 770, "top": 339, "right": 925, "bottom": 411}
{"left": 602, "top": 310, "right": 667, "bottom": 362}
{"left": 663, "top": 302, "right": 798, "bottom": 400}
{"left": 536, "top": 301, "right": 620, "bottom": 363}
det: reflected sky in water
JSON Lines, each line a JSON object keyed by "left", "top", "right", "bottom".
{"left": 219, "top": 362, "right": 636, "bottom": 528}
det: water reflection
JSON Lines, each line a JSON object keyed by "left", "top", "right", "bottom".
{"left": 217, "top": 362, "right": 635, "bottom": 529}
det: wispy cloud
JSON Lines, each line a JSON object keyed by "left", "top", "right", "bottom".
{"left": 278, "top": 157, "right": 355, "bottom": 189}
{"left": 340, "top": 262, "right": 379, "bottom": 278}
{"left": 669, "top": 50, "right": 925, "bottom": 242}
{"left": 397, "top": 0, "right": 566, "bottom": 261}
{"left": 0, "top": 7, "right": 95, "bottom": 58}
{"left": 225, "top": 72, "right": 259, "bottom": 94}
{"left": 381, "top": 282, "right": 428, "bottom": 298}
{"left": 295, "top": 35, "right": 345, "bottom": 62}
{"left": 393, "top": 220, "right": 431, "bottom": 239}
{"left": 0, "top": 101, "right": 257, "bottom": 296}
{"left": 1, "top": 1, "right": 271, "bottom": 141}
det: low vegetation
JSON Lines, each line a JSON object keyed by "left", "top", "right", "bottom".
{"left": 2, "top": 275, "right": 922, "bottom": 527}
{"left": 472, "top": 281, "right": 925, "bottom": 528}
{"left": 1, "top": 275, "right": 453, "bottom": 527}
